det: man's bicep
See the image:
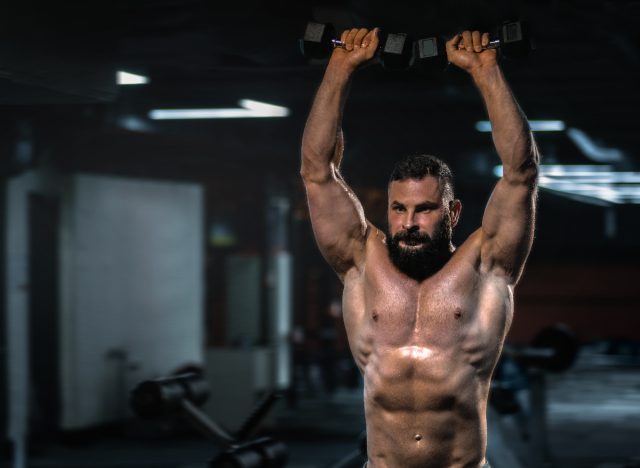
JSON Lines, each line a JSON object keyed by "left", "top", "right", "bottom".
{"left": 481, "top": 177, "right": 537, "bottom": 283}
{"left": 304, "top": 175, "right": 368, "bottom": 275}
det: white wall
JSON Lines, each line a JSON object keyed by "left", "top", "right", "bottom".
{"left": 59, "top": 174, "right": 204, "bottom": 429}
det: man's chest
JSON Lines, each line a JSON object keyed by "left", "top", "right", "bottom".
{"left": 345, "top": 256, "right": 511, "bottom": 345}
{"left": 362, "top": 268, "right": 478, "bottom": 342}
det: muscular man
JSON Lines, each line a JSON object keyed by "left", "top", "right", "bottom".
{"left": 300, "top": 27, "right": 539, "bottom": 468}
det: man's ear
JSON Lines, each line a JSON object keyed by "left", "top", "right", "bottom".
{"left": 450, "top": 199, "right": 462, "bottom": 227}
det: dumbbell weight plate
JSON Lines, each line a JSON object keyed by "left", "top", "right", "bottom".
{"left": 211, "top": 447, "right": 263, "bottom": 468}
{"left": 498, "top": 21, "right": 532, "bottom": 58}
{"left": 300, "top": 22, "right": 337, "bottom": 60}
{"left": 414, "top": 36, "right": 448, "bottom": 72}
{"left": 130, "top": 379, "right": 184, "bottom": 418}
{"left": 250, "top": 437, "right": 288, "bottom": 468}
{"left": 380, "top": 32, "right": 413, "bottom": 70}
{"left": 531, "top": 324, "right": 579, "bottom": 372}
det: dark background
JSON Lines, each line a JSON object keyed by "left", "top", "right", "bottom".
{"left": 0, "top": 1, "right": 639, "bottom": 467}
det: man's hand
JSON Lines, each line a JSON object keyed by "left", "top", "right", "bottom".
{"left": 329, "top": 28, "right": 380, "bottom": 74}
{"left": 446, "top": 30, "right": 497, "bottom": 74}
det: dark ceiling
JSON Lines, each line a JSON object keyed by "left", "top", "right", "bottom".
{"left": 1, "top": 1, "right": 638, "bottom": 163}
{"left": 0, "top": 0, "right": 639, "bottom": 258}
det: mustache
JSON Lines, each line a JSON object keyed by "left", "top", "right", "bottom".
{"left": 393, "top": 230, "right": 432, "bottom": 245}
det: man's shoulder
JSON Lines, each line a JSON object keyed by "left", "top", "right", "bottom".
{"left": 363, "top": 223, "right": 387, "bottom": 251}
{"left": 452, "top": 228, "right": 519, "bottom": 287}
{"left": 450, "top": 228, "right": 483, "bottom": 265}
{"left": 336, "top": 222, "right": 385, "bottom": 282}
{"left": 343, "top": 224, "right": 392, "bottom": 280}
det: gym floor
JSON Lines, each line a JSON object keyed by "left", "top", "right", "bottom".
{"left": 3, "top": 347, "right": 639, "bottom": 468}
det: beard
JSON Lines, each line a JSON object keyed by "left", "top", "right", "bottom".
{"left": 387, "top": 216, "right": 453, "bottom": 281}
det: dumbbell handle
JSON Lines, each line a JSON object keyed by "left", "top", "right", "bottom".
{"left": 456, "top": 38, "right": 502, "bottom": 51}
{"left": 486, "top": 38, "right": 501, "bottom": 50}
{"left": 503, "top": 344, "right": 555, "bottom": 360}
{"left": 333, "top": 37, "right": 501, "bottom": 51}
{"left": 332, "top": 39, "right": 376, "bottom": 49}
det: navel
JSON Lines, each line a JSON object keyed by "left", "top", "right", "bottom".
{"left": 372, "top": 310, "right": 379, "bottom": 322}
{"left": 414, "top": 433, "right": 422, "bottom": 441}
{"left": 454, "top": 308, "right": 463, "bottom": 320}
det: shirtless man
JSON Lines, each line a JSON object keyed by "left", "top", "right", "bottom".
{"left": 300, "top": 26, "right": 539, "bottom": 468}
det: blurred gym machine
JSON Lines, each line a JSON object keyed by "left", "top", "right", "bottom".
{"left": 131, "top": 373, "right": 288, "bottom": 468}
{"left": 490, "top": 324, "right": 580, "bottom": 468}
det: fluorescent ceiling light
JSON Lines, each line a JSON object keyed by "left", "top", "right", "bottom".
{"left": 566, "top": 128, "right": 624, "bottom": 163}
{"left": 493, "top": 164, "right": 640, "bottom": 205}
{"left": 117, "top": 71, "right": 149, "bottom": 85}
{"left": 477, "top": 121, "right": 625, "bottom": 163}
{"left": 117, "top": 115, "right": 153, "bottom": 132}
{"left": 148, "top": 99, "right": 290, "bottom": 120}
{"left": 492, "top": 165, "right": 615, "bottom": 178}
{"left": 476, "top": 120, "right": 565, "bottom": 132}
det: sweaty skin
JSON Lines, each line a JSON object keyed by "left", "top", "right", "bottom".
{"left": 301, "top": 28, "right": 539, "bottom": 468}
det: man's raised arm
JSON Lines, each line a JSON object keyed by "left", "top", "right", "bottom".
{"left": 447, "top": 31, "right": 540, "bottom": 284}
{"left": 301, "top": 27, "right": 379, "bottom": 278}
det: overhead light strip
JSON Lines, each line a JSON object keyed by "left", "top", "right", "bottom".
{"left": 493, "top": 164, "right": 640, "bottom": 205}
{"left": 149, "top": 99, "right": 290, "bottom": 120}
{"left": 565, "top": 128, "right": 624, "bottom": 163}
{"left": 117, "top": 71, "right": 149, "bottom": 85}
{"left": 476, "top": 120, "right": 566, "bottom": 132}
{"left": 477, "top": 121, "right": 626, "bottom": 164}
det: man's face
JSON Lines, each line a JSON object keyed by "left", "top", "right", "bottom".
{"left": 386, "top": 176, "right": 461, "bottom": 280}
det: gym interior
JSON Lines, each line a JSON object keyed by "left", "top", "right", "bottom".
{"left": 1, "top": 1, "right": 639, "bottom": 467}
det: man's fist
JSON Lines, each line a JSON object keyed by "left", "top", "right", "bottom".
{"left": 329, "top": 28, "right": 380, "bottom": 72}
{"left": 446, "top": 30, "right": 497, "bottom": 73}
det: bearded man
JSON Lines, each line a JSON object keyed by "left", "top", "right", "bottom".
{"left": 300, "top": 27, "right": 539, "bottom": 468}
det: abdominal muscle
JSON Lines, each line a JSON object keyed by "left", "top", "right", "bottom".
{"left": 340, "top": 232, "right": 509, "bottom": 467}
{"left": 361, "top": 343, "right": 489, "bottom": 468}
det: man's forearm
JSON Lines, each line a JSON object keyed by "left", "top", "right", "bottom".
{"left": 472, "top": 65, "right": 539, "bottom": 179}
{"left": 301, "top": 63, "right": 353, "bottom": 181}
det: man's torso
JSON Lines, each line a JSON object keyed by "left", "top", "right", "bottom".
{"left": 342, "top": 228, "right": 512, "bottom": 468}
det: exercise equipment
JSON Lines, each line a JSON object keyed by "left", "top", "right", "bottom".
{"left": 503, "top": 324, "right": 579, "bottom": 372}
{"left": 414, "top": 36, "right": 448, "bottom": 72}
{"left": 414, "top": 20, "right": 532, "bottom": 71}
{"left": 300, "top": 22, "right": 414, "bottom": 70}
{"left": 300, "top": 22, "right": 337, "bottom": 60}
{"left": 131, "top": 373, "right": 210, "bottom": 418}
{"left": 484, "top": 21, "right": 532, "bottom": 58}
{"left": 490, "top": 325, "right": 578, "bottom": 467}
{"left": 131, "top": 373, "right": 287, "bottom": 468}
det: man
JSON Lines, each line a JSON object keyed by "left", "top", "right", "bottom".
{"left": 300, "top": 26, "right": 539, "bottom": 468}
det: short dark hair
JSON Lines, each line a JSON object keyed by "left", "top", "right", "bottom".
{"left": 389, "top": 154, "right": 455, "bottom": 199}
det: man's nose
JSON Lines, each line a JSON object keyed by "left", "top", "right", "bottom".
{"left": 402, "top": 213, "right": 417, "bottom": 230}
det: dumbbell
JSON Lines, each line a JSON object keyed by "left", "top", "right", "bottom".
{"left": 300, "top": 22, "right": 413, "bottom": 70}
{"left": 131, "top": 373, "right": 236, "bottom": 444}
{"left": 131, "top": 374, "right": 288, "bottom": 468}
{"left": 489, "top": 20, "right": 532, "bottom": 58}
{"left": 454, "top": 21, "right": 532, "bottom": 58}
{"left": 212, "top": 437, "right": 288, "bottom": 468}
{"left": 414, "top": 20, "right": 532, "bottom": 71}
{"left": 131, "top": 372, "right": 210, "bottom": 419}
{"left": 414, "top": 36, "right": 448, "bottom": 72}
